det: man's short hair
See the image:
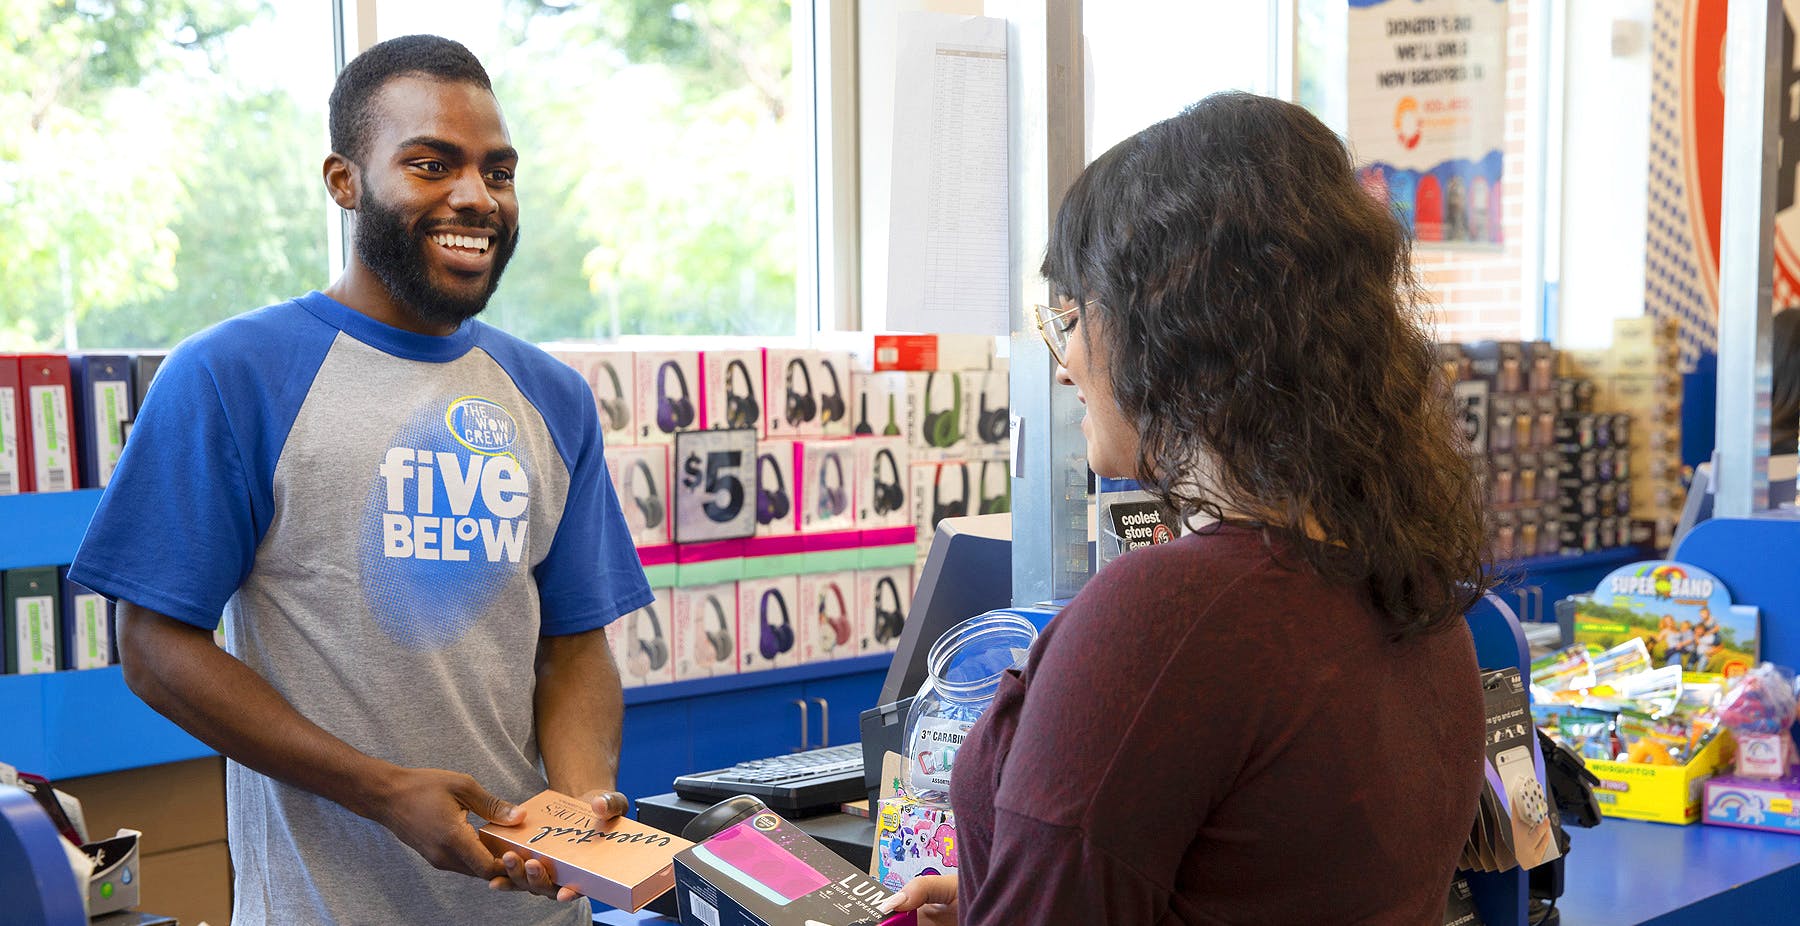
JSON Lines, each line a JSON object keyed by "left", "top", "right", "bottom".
{"left": 329, "top": 34, "right": 493, "bottom": 165}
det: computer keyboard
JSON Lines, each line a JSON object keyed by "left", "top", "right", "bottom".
{"left": 673, "top": 743, "right": 867, "bottom": 814}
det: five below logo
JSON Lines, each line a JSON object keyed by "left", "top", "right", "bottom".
{"left": 377, "top": 397, "right": 530, "bottom": 563}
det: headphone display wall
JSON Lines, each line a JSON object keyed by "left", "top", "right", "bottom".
{"left": 615, "top": 566, "right": 915, "bottom": 687}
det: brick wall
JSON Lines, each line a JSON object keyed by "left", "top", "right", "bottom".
{"left": 1417, "top": 0, "right": 1534, "bottom": 342}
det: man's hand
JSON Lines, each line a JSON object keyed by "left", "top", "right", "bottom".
{"left": 488, "top": 788, "right": 630, "bottom": 901}
{"left": 367, "top": 766, "right": 522, "bottom": 881}
{"left": 879, "top": 873, "right": 960, "bottom": 926}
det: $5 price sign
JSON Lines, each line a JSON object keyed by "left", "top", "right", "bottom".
{"left": 673, "top": 428, "right": 758, "bottom": 542}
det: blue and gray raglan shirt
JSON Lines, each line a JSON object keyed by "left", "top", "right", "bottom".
{"left": 70, "top": 291, "right": 652, "bottom": 926}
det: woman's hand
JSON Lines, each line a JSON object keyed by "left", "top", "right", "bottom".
{"left": 879, "top": 873, "right": 960, "bottom": 926}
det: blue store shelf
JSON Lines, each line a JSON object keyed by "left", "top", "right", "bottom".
{"left": 0, "top": 666, "right": 211, "bottom": 779}
{"left": 1559, "top": 819, "right": 1800, "bottom": 925}
{"left": 0, "top": 489, "right": 101, "bottom": 570}
{"left": 622, "top": 653, "right": 891, "bottom": 706}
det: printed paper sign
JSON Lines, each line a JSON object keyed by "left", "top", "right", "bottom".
{"left": 1347, "top": 0, "right": 1507, "bottom": 247}
{"left": 673, "top": 428, "right": 758, "bottom": 543}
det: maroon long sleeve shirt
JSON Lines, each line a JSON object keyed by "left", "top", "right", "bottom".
{"left": 949, "top": 524, "right": 1484, "bottom": 925}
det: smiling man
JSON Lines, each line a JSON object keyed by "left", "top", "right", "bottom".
{"left": 68, "top": 36, "right": 652, "bottom": 926}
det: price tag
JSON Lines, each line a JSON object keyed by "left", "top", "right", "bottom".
{"left": 1453, "top": 379, "right": 1489, "bottom": 455}
{"left": 673, "top": 428, "right": 759, "bottom": 543}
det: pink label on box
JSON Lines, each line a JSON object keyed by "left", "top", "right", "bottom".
{"left": 745, "top": 535, "right": 808, "bottom": 557}
{"left": 637, "top": 544, "right": 677, "bottom": 567}
{"left": 803, "top": 529, "right": 862, "bottom": 553}
{"left": 677, "top": 538, "right": 746, "bottom": 563}
{"left": 861, "top": 526, "right": 917, "bottom": 548}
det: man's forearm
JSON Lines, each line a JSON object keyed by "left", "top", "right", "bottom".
{"left": 118, "top": 602, "right": 399, "bottom": 818}
{"left": 534, "top": 628, "right": 624, "bottom": 796}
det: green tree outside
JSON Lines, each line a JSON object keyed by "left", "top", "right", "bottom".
{"left": 2, "top": 0, "right": 799, "bottom": 350}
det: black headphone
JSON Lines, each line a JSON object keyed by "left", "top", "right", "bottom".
{"left": 978, "top": 459, "right": 1011, "bottom": 515}
{"left": 924, "top": 372, "right": 963, "bottom": 447}
{"left": 854, "top": 392, "right": 874, "bottom": 436}
{"left": 816, "top": 450, "right": 848, "bottom": 519}
{"left": 597, "top": 359, "right": 630, "bottom": 433}
{"left": 784, "top": 358, "right": 816, "bottom": 425}
{"left": 931, "top": 461, "right": 968, "bottom": 528}
{"left": 976, "top": 370, "right": 1008, "bottom": 444}
{"left": 628, "top": 603, "right": 668, "bottom": 675}
{"left": 725, "top": 358, "right": 760, "bottom": 429}
{"left": 817, "top": 581, "right": 850, "bottom": 651}
{"left": 702, "top": 595, "right": 733, "bottom": 664}
{"left": 872, "top": 448, "right": 904, "bottom": 515}
{"left": 756, "top": 452, "right": 790, "bottom": 525}
{"left": 656, "top": 360, "right": 696, "bottom": 434}
{"left": 873, "top": 575, "right": 905, "bottom": 643}
{"left": 818, "top": 359, "right": 846, "bottom": 425}
{"left": 758, "top": 587, "right": 794, "bottom": 660}
{"left": 625, "top": 458, "right": 664, "bottom": 530}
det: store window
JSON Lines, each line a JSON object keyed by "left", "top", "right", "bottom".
{"left": 377, "top": 0, "right": 806, "bottom": 342}
{"left": 2, "top": 1, "right": 336, "bottom": 351}
{"left": 1083, "top": 1, "right": 1278, "bottom": 159}
{"left": 3, "top": 0, "right": 810, "bottom": 352}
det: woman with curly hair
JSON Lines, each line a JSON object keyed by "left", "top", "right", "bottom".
{"left": 882, "top": 92, "right": 1490, "bottom": 925}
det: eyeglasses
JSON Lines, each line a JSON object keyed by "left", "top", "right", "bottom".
{"left": 1031, "top": 301, "right": 1090, "bottom": 367}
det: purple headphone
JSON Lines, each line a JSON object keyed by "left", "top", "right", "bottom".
{"left": 656, "top": 361, "right": 695, "bottom": 433}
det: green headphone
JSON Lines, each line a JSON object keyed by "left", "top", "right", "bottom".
{"left": 924, "top": 372, "right": 963, "bottom": 448}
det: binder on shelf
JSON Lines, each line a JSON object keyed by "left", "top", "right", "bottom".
{"left": 125, "top": 351, "right": 167, "bottom": 446}
{"left": 3, "top": 565, "right": 60, "bottom": 674}
{"left": 59, "top": 569, "right": 113, "bottom": 671}
{"left": 0, "top": 355, "right": 26, "bottom": 494}
{"left": 69, "top": 354, "right": 132, "bottom": 489}
{"left": 18, "top": 354, "right": 79, "bottom": 492}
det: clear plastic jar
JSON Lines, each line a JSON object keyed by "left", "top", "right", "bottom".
{"left": 901, "top": 610, "right": 1039, "bottom": 806}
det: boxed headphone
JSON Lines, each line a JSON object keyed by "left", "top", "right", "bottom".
{"left": 854, "top": 437, "right": 911, "bottom": 529}
{"left": 604, "top": 445, "right": 673, "bottom": 550}
{"left": 808, "top": 350, "right": 855, "bottom": 438}
{"left": 548, "top": 347, "right": 638, "bottom": 445}
{"left": 673, "top": 583, "right": 740, "bottom": 681}
{"left": 797, "top": 439, "right": 857, "bottom": 534}
{"left": 748, "top": 439, "right": 799, "bottom": 537}
{"left": 856, "top": 566, "right": 912, "bottom": 654}
{"left": 701, "top": 350, "right": 765, "bottom": 436}
{"left": 736, "top": 576, "right": 800, "bottom": 673}
{"left": 965, "top": 366, "right": 1010, "bottom": 452}
{"left": 762, "top": 348, "right": 824, "bottom": 439}
{"left": 607, "top": 587, "right": 676, "bottom": 688}
{"left": 902, "top": 371, "right": 970, "bottom": 459}
{"left": 908, "top": 459, "right": 970, "bottom": 550}
{"left": 798, "top": 571, "right": 858, "bottom": 662}
{"left": 634, "top": 350, "right": 702, "bottom": 445}
{"left": 849, "top": 370, "right": 907, "bottom": 439}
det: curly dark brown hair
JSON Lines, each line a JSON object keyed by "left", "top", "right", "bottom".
{"left": 1043, "top": 92, "right": 1490, "bottom": 638}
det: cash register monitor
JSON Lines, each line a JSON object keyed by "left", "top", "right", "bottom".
{"left": 877, "top": 513, "right": 1014, "bottom": 707}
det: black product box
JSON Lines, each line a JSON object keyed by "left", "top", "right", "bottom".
{"left": 674, "top": 809, "right": 891, "bottom": 926}
{"left": 1526, "top": 341, "right": 1557, "bottom": 394}
{"left": 1488, "top": 395, "right": 1516, "bottom": 454}
{"left": 1464, "top": 341, "right": 1526, "bottom": 395}
{"left": 1553, "top": 413, "right": 1597, "bottom": 452}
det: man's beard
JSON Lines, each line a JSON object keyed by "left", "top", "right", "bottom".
{"left": 354, "top": 192, "right": 518, "bottom": 329}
